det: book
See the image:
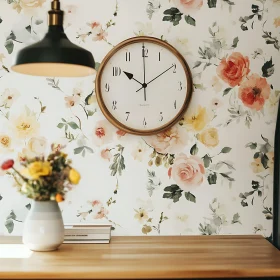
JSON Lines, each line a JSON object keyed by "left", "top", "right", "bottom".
{"left": 63, "top": 240, "right": 110, "bottom": 244}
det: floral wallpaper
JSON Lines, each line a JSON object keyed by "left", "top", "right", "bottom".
{"left": 0, "top": 0, "right": 279, "bottom": 237}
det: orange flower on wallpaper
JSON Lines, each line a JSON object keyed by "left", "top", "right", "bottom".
{"left": 217, "top": 52, "right": 250, "bottom": 87}
{"left": 173, "top": 0, "right": 203, "bottom": 13}
{"left": 238, "top": 74, "right": 270, "bottom": 111}
{"left": 171, "top": 153, "right": 205, "bottom": 191}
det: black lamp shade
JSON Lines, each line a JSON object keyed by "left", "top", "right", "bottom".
{"left": 11, "top": 26, "right": 95, "bottom": 77}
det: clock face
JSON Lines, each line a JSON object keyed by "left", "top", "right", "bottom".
{"left": 96, "top": 37, "right": 192, "bottom": 135}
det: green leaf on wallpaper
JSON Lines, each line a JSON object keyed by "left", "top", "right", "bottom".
{"left": 207, "top": 172, "right": 217, "bottom": 185}
{"left": 223, "top": 87, "right": 232, "bottom": 96}
{"left": 5, "top": 219, "right": 14, "bottom": 234}
{"left": 207, "top": 0, "right": 217, "bottom": 8}
{"left": 193, "top": 61, "right": 202, "bottom": 69}
{"left": 261, "top": 153, "right": 269, "bottom": 168}
{"left": 202, "top": 154, "right": 212, "bottom": 168}
{"left": 220, "top": 147, "right": 232, "bottom": 154}
{"left": 7, "top": 210, "right": 16, "bottom": 220}
{"left": 68, "top": 122, "right": 79, "bottom": 130}
{"left": 25, "top": 203, "right": 31, "bottom": 210}
{"left": 95, "top": 62, "right": 101, "bottom": 71}
{"left": 241, "top": 200, "right": 248, "bottom": 207}
{"left": 194, "top": 83, "right": 206, "bottom": 90}
{"left": 185, "top": 15, "right": 196, "bottom": 26}
{"left": 254, "top": 152, "right": 260, "bottom": 159}
{"left": 190, "top": 144, "right": 198, "bottom": 155}
{"left": 245, "top": 142, "right": 257, "bottom": 150}
{"left": 25, "top": 25, "right": 31, "bottom": 33}
{"left": 57, "top": 123, "right": 64, "bottom": 129}
{"left": 0, "top": 194, "right": 2, "bottom": 200}
{"left": 163, "top": 184, "right": 183, "bottom": 203}
{"left": 7, "top": 0, "right": 14, "bottom": 4}
{"left": 220, "top": 172, "right": 235, "bottom": 181}
{"left": 252, "top": 180, "right": 260, "bottom": 189}
{"left": 262, "top": 57, "right": 274, "bottom": 78}
{"left": 0, "top": 17, "right": 2, "bottom": 24}
{"left": 4, "top": 39, "right": 14, "bottom": 54}
{"left": 231, "top": 213, "right": 241, "bottom": 224}
{"left": 261, "top": 135, "right": 269, "bottom": 143}
{"left": 74, "top": 147, "right": 84, "bottom": 155}
{"left": 185, "top": 192, "right": 196, "bottom": 203}
{"left": 231, "top": 37, "right": 239, "bottom": 48}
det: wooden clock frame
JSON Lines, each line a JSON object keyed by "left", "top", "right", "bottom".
{"left": 95, "top": 36, "right": 193, "bottom": 136}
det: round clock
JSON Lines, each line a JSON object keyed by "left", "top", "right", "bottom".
{"left": 95, "top": 36, "right": 193, "bottom": 135}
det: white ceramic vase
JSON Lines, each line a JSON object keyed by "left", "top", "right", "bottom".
{"left": 22, "top": 200, "right": 64, "bottom": 252}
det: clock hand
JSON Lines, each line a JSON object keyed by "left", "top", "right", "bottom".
{"left": 123, "top": 71, "right": 143, "bottom": 86}
{"left": 142, "top": 44, "right": 147, "bottom": 102}
{"left": 136, "top": 64, "right": 175, "bottom": 93}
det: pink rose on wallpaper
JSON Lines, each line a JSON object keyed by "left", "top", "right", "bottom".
{"left": 89, "top": 200, "right": 109, "bottom": 219}
{"left": 173, "top": 0, "right": 203, "bottom": 13}
{"left": 238, "top": 73, "right": 270, "bottom": 111}
{"left": 116, "top": 129, "right": 127, "bottom": 138}
{"left": 171, "top": 153, "right": 205, "bottom": 190}
{"left": 93, "top": 120, "right": 114, "bottom": 147}
{"left": 101, "top": 148, "right": 112, "bottom": 161}
{"left": 145, "top": 125, "right": 188, "bottom": 154}
{"left": 217, "top": 52, "right": 250, "bottom": 87}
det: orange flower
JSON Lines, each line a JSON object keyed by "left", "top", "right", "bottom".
{"left": 238, "top": 74, "right": 270, "bottom": 111}
{"left": 217, "top": 52, "right": 250, "bottom": 87}
{"left": 56, "top": 193, "right": 64, "bottom": 203}
{"left": 274, "top": 17, "right": 280, "bottom": 27}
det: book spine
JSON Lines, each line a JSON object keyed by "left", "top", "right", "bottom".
{"left": 64, "top": 233, "right": 110, "bottom": 240}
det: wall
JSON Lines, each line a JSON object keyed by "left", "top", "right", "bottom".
{"left": 0, "top": 0, "right": 279, "bottom": 236}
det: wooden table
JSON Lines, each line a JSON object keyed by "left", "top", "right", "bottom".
{"left": 0, "top": 235, "right": 280, "bottom": 279}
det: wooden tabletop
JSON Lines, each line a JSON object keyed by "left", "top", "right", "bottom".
{"left": 0, "top": 235, "right": 280, "bottom": 279}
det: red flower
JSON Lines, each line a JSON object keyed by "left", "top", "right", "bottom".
{"left": 217, "top": 52, "right": 250, "bottom": 87}
{"left": 1, "top": 159, "right": 14, "bottom": 170}
{"left": 238, "top": 73, "right": 270, "bottom": 111}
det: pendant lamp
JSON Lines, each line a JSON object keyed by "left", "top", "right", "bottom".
{"left": 11, "top": 0, "right": 95, "bottom": 77}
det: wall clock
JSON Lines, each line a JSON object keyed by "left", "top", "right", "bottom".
{"left": 95, "top": 36, "right": 193, "bottom": 135}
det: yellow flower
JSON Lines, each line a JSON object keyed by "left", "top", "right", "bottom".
{"left": 69, "top": 169, "right": 81, "bottom": 185}
{"left": 251, "top": 158, "right": 265, "bottom": 174}
{"left": 23, "top": 161, "right": 51, "bottom": 180}
{"left": 56, "top": 193, "right": 65, "bottom": 203}
{"left": 274, "top": 17, "right": 280, "bottom": 27}
{"left": 197, "top": 128, "right": 219, "bottom": 148}
{"left": 134, "top": 208, "right": 148, "bottom": 224}
{"left": 182, "top": 106, "right": 210, "bottom": 132}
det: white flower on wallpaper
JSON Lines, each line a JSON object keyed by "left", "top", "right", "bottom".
{"left": 0, "top": 0, "right": 279, "bottom": 238}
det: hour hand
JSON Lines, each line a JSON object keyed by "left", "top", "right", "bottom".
{"left": 123, "top": 71, "right": 143, "bottom": 86}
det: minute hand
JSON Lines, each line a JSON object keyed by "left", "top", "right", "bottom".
{"left": 136, "top": 64, "right": 175, "bottom": 92}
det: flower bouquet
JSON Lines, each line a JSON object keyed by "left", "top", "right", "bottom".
{"left": 1, "top": 145, "right": 81, "bottom": 251}
{"left": 1, "top": 147, "right": 80, "bottom": 202}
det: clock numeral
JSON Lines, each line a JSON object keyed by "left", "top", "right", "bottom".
{"left": 125, "top": 112, "right": 130, "bottom": 121}
{"left": 172, "top": 63, "right": 177, "bottom": 73}
{"left": 178, "top": 81, "right": 182, "bottom": 91}
{"left": 174, "top": 100, "right": 177, "bottom": 109}
{"left": 113, "top": 67, "right": 122, "bottom": 76}
{"left": 105, "top": 83, "right": 110, "bottom": 92}
{"left": 143, "top": 117, "right": 147, "bottom": 127}
{"left": 142, "top": 45, "right": 148, "bottom": 58}
{"left": 125, "top": 52, "right": 131, "bottom": 62}
{"left": 159, "top": 52, "right": 161, "bottom": 61}
{"left": 112, "top": 101, "right": 117, "bottom": 110}
{"left": 159, "top": 112, "right": 163, "bottom": 122}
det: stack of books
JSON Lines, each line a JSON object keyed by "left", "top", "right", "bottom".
{"left": 63, "top": 224, "right": 112, "bottom": 244}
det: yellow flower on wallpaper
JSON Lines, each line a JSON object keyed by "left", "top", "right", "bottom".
{"left": 251, "top": 158, "right": 265, "bottom": 174}
{"left": 181, "top": 106, "right": 211, "bottom": 132}
{"left": 12, "top": 0, "right": 46, "bottom": 13}
{"left": 22, "top": 161, "right": 52, "bottom": 180}
{"left": 197, "top": 128, "right": 219, "bottom": 148}
{"left": 0, "top": 134, "right": 13, "bottom": 153}
{"left": 69, "top": 169, "right": 81, "bottom": 185}
{"left": 12, "top": 112, "right": 39, "bottom": 139}
{"left": 134, "top": 208, "right": 148, "bottom": 224}
{"left": 274, "top": 17, "right": 280, "bottom": 27}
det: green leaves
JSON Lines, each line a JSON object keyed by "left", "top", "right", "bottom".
{"left": 74, "top": 146, "right": 94, "bottom": 157}
{"left": 231, "top": 213, "right": 241, "bottom": 224}
{"left": 208, "top": 172, "right": 217, "bottom": 185}
{"left": 245, "top": 142, "right": 257, "bottom": 150}
{"left": 223, "top": 87, "right": 232, "bottom": 96}
{"left": 163, "top": 185, "right": 183, "bottom": 203}
{"left": 263, "top": 207, "right": 273, "bottom": 220}
{"left": 262, "top": 57, "right": 274, "bottom": 78}
{"left": 207, "top": 0, "right": 217, "bottom": 8}
{"left": 220, "top": 147, "right": 232, "bottom": 154}
{"left": 202, "top": 154, "right": 212, "bottom": 168}
{"left": 231, "top": 37, "right": 239, "bottom": 48}
{"left": 5, "top": 210, "right": 21, "bottom": 234}
{"left": 190, "top": 144, "right": 198, "bottom": 155}
{"left": 68, "top": 122, "right": 79, "bottom": 130}
{"left": 95, "top": 62, "right": 101, "bottom": 71}
{"left": 4, "top": 40, "right": 14, "bottom": 54}
{"left": 185, "top": 192, "right": 196, "bottom": 203}
{"left": 163, "top": 7, "right": 182, "bottom": 26}
{"left": 110, "top": 145, "right": 125, "bottom": 176}
{"left": 185, "top": 15, "right": 196, "bottom": 26}
{"left": 163, "top": 185, "right": 196, "bottom": 203}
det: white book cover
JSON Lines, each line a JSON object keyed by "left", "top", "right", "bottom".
{"left": 64, "top": 233, "right": 110, "bottom": 240}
